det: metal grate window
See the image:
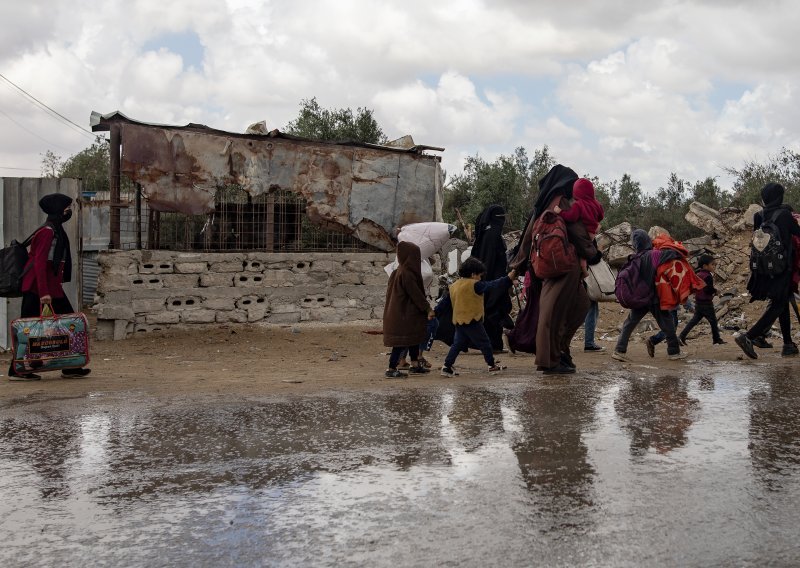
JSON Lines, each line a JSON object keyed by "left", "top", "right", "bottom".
{"left": 120, "top": 185, "right": 378, "bottom": 252}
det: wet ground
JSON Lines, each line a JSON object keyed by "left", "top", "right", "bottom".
{"left": 2, "top": 361, "right": 799, "bottom": 567}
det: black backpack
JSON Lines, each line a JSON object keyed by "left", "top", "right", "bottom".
{"left": 0, "top": 230, "right": 38, "bottom": 297}
{"left": 750, "top": 210, "right": 788, "bottom": 277}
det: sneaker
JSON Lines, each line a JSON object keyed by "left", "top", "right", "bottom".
{"left": 417, "top": 356, "right": 432, "bottom": 369}
{"left": 611, "top": 351, "right": 631, "bottom": 362}
{"left": 409, "top": 365, "right": 431, "bottom": 374}
{"left": 61, "top": 368, "right": 91, "bottom": 379}
{"left": 713, "top": 339, "right": 727, "bottom": 345}
{"left": 488, "top": 364, "right": 507, "bottom": 374}
{"left": 735, "top": 333, "right": 758, "bottom": 360}
{"left": 668, "top": 352, "right": 688, "bottom": 361}
{"left": 781, "top": 343, "right": 799, "bottom": 357}
{"left": 8, "top": 372, "right": 42, "bottom": 381}
{"left": 584, "top": 344, "right": 606, "bottom": 353}
{"left": 440, "top": 366, "right": 459, "bottom": 377}
{"left": 751, "top": 336, "right": 773, "bottom": 349}
{"left": 645, "top": 338, "right": 655, "bottom": 358}
{"left": 542, "top": 363, "right": 576, "bottom": 375}
{"left": 385, "top": 369, "right": 407, "bottom": 379}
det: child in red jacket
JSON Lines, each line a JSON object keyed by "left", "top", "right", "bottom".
{"left": 555, "top": 178, "right": 604, "bottom": 275}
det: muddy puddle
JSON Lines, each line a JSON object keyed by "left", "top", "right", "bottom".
{"left": 2, "top": 364, "right": 799, "bottom": 566}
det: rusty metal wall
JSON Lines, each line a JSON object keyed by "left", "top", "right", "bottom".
{"left": 1, "top": 178, "right": 81, "bottom": 349}
{"left": 118, "top": 123, "right": 443, "bottom": 251}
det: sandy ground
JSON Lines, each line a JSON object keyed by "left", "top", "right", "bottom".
{"left": 0, "top": 310, "right": 774, "bottom": 399}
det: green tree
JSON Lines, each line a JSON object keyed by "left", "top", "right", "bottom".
{"left": 40, "top": 136, "right": 112, "bottom": 194}
{"left": 284, "top": 97, "right": 388, "bottom": 144}
{"left": 724, "top": 147, "right": 800, "bottom": 209}
{"left": 690, "top": 176, "right": 730, "bottom": 210}
{"left": 442, "top": 145, "right": 555, "bottom": 238}
{"left": 40, "top": 150, "right": 62, "bottom": 178}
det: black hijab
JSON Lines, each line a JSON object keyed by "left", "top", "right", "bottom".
{"left": 38, "top": 193, "right": 73, "bottom": 282}
{"left": 761, "top": 182, "right": 786, "bottom": 216}
{"left": 531, "top": 164, "right": 579, "bottom": 221}
{"left": 472, "top": 204, "right": 507, "bottom": 279}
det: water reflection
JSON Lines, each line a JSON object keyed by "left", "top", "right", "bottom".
{"left": 748, "top": 368, "right": 800, "bottom": 490}
{"left": 0, "top": 417, "right": 81, "bottom": 499}
{"left": 447, "top": 388, "right": 505, "bottom": 453}
{"left": 510, "top": 382, "right": 602, "bottom": 522}
{"left": 615, "top": 376, "right": 698, "bottom": 456}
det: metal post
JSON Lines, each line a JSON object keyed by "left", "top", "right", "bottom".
{"left": 109, "top": 123, "right": 121, "bottom": 249}
{"left": 135, "top": 182, "right": 142, "bottom": 249}
{"left": 266, "top": 193, "right": 275, "bottom": 252}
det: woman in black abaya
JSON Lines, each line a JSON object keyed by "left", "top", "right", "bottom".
{"left": 471, "top": 204, "right": 513, "bottom": 352}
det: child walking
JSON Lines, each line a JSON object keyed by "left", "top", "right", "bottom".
{"left": 383, "top": 242, "right": 434, "bottom": 378}
{"left": 440, "top": 257, "right": 516, "bottom": 377}
{"left": 554, "top": 178, "right": 605, "bottom": 275}
{"left": 678, "top": 254, "right": 725, "bottom": 345}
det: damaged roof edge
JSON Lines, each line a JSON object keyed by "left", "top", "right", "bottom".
{"left": 89, "top": 110, "right": 445, "bottom": 154}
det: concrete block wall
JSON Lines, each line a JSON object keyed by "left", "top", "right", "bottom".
{"left": 94, "top": 250, "right": 392, "bottom": 340}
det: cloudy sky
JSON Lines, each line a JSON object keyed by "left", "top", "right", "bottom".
{"left": 1, "top": 0, "right": 798, "bottom": 192}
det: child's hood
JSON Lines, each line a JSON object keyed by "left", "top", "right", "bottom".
{"left": 573, "top": 178, "right": 596, "bottom": 201}
{"left": 396, "top": 241, "right": 422, "bottom": 269}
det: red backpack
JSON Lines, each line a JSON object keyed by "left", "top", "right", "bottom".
{"left": 530, "top": 196, "right": 578, "bottom": 279}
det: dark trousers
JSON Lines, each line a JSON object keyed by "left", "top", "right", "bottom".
{"left": 747, "top": 297, "right": 792, "bottom": 344}
{"left": 399, "top": 318, "right": 440, "bottom": 359}
{"left": 444, "top": 321, "right": 495, "bottom": 368}
{"left": 616, "top": 306, "right": 680, "bottom": 355}
{"left": 680, "top": 302, "right": 721, "bottom": 343}
{"left": 389, "top": 346, "right": 419, "bottom": 369}
{"left": 650, "top": 309, "right": 678, "bottom": 345}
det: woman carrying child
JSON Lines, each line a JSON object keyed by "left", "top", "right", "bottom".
{"left": 383, "top": 242, "right": 434, "bottom": 378}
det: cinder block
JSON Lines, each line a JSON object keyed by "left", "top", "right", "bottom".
{"left": 301, "top": 295, "right": 330, "bottom": 307}
{"left": 246, "top": 305, "right": 269, "bottom": 322}
{"left": 166, "top": 296, "right": 203, "bottom": 310}
{"left": 130, "top": 275, "right": 164, "bottom": 289}
{"left": 234, "top": 274, "right": 266, "bottom": 287}
{"left": 243, "top": 260, "right": 265, "bottom": 272}
{"left": 174, "top": 262, "right": 208, "bottom": 274}
{"left": 95, "top": 319, "right": 114, "bottom": 341}
{"left": 333, "top": 272, "right": 363, "bottom": 285}
{"left": 139, "top": 261, "right": 174, "bottom": 274}
{"left": 210, "top": 261, "right": 245, "bottom": 273}
{"left": 272, "top": 303, "right": 301, "bottom": 314}
{"left": 261, "top": 270, "right": 294, "bottom": 287}
{"left": 161, "top": 274, "right": 200, "bottom": 288}
{"left": 200, "top": 273, "right": 235, "bottom": 287}
{"left": 132, "top": 298, "right": 167, "bottom": 313}
{"left": 203, "top": 296, "right": 237, "bottom": 310}
{"left": 180, "top": 309, "right": 216, "bottom": 323}
{"left": 265, "top": 312, "right": 301, "bottom": 324}
{"left": 95, "top": 304, "right": 134, "bottom": 321}
{"left": 146, "top": 311, "right": 181, "bottom": 324}
{"left": 235, "top": 296, "right": 268, "bottom": 309}
{"left": 301, "top": 307, "right": 343, "bottom": 323}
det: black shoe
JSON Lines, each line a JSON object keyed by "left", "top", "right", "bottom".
{"left": 560, "top": 353, "right": 576, "bottom": 369}
{"left": 678, "top": 336, "right": 687, "bottom": 347}
{"left": 713, "top": 339, "right": 727, "bottom": 345}
{"left": 645, "top": 338, "right": 655, "bottom": 358}
{"left": 735, "top": 334, "right": 758, "bottom": 360}
{"left": 781, "top": 343, "right": 799, "bottom": 357}
{"left": 61, "top": 368, "right": 91, "bottom": 379}
{"left": 542, "top": 363, "right": 576, "bottom": 375}
{"left": 409, "top": 365, "right": 431, "bottom": 374}
{"left": 584, "top": 344, "right": 606, "bottom": 353}
{"left": 8, "top": 372, "right": 42, "bottom": 381}
{"left": 751, "top": 336, "right": 773, "bottom": 349}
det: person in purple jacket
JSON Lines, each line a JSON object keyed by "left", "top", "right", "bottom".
{"left": 678, "top": 254, "right": 725, "bottom": 346}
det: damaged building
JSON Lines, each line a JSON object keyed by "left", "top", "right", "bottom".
{"left": 89, "top": 111, "right": 444, "bottom": 339}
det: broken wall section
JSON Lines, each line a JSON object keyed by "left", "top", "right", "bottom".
{"left": 94, "top": 250, "right": 391, "bottom": 340}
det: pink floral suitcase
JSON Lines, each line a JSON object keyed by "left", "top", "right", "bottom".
{"left": 10, "top": 311, "right": 90, "bottom": 374}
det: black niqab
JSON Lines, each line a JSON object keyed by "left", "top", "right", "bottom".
{"left": 531, "top": 164, "right": 578, "bottom": 221}
{"left": 472, "top": 204, "right": 507, "bottom": 279}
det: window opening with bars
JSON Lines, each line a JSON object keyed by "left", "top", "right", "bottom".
{"left": 119, "top": 184, "right": 378, "bottom": 252}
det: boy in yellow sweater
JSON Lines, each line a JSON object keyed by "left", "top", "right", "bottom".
{"left": 440, "top": 257, "right": 516, "bottom": 377}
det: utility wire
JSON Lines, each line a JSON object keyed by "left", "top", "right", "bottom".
{"left": 0, "top": 71, "right": 96, "bottom": 140}
{"left": 0, "top": 107, "right": 73, "bottom": 152}
{"left": 0, "top": 166, "right": 40, "bottom": 171}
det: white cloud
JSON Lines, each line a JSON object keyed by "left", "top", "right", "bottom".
{"left": 0, "top": 0, "right": 799, "bottom": 195}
